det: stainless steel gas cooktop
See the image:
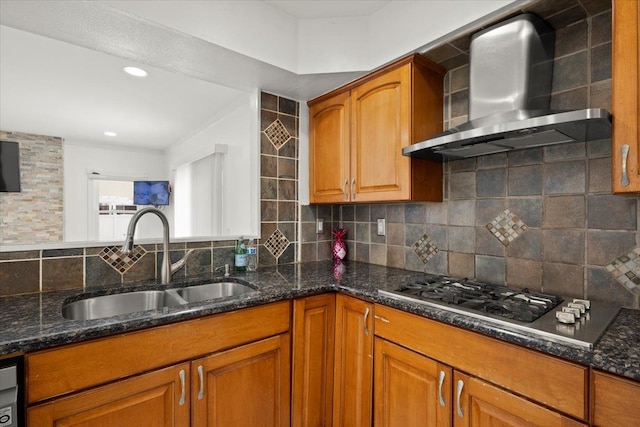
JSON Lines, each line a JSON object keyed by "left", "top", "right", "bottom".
{"left": 378, "top": 275, "right": 620, "bottom": 349}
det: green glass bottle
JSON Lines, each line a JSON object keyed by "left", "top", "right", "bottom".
{"left": 234, "top": 238, "right": 247, "bottom": 272}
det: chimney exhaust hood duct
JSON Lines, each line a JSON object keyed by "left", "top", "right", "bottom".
{"left": 403, "top": 13, "right": 612, "bottom": 160}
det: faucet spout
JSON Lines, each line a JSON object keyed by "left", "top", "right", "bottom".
{"left": 120, "top": 207, "right": 173, "bottom": 284}
{"left": 171, "top": 249, "right": 195, "bottom": 276}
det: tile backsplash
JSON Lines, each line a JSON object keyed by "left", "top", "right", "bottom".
{"left": 301, "top": 0, "right": 640, "bottom": 309}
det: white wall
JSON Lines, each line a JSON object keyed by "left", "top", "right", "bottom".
{"left": 63, "top": 144, "right": 167, "bottom": 242}
{"left": 166, "top": 92, "right": 259, "bottom": 239}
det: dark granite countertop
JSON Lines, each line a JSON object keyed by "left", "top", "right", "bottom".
{"left": 1, "top": 261, "right": 638, "bottom": 382}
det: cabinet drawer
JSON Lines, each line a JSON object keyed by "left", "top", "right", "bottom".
{"left": 27, "top": 301, "right": 290, "bottom": 403}
{"left": 592, "top": 370, "right": 640, "bottom": 426}
{"left": 374, "top": 304, "right": 588, "bottom": 421}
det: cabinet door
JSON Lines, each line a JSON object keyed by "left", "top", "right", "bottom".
{"left": 592, "top": 371, "right": 640, "bottom": 426}
{"left": 309, "top": 90, "right": 351, "bottom": 203}
{"left": 351, "top": 64, "right": 412, "bottom": 202}
{"left": 453, "top": 372, "right": 587, "bottom": 427}
{"left": 374, "top": 338, "right": 452, "bottom": 427}
{"left": 191, "top": 334, "right": 290, "bottom": 427}
{"left": 333, "top": 294, "right": 374, "bottom": 427}
{"left": 292, "top": 294, "right": 336, "bottom": 427}
{"left": 612, "top": 0, "right": 640, "bottom": 192}
{"left": 27, "top": 362, "right": 190, "bottom": 427}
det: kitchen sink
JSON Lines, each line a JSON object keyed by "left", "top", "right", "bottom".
{"left": 176, "top": 281, "right": 255, "bottom": 303}
{"left": 62, "top": 281, "right": 257, "bottom": 320}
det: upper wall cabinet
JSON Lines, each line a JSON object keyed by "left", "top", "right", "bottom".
{"left": 308, "top": 54, "right": 445, "bottom": 203}
{"left": 612, "top": 0, "right": 640, "bottom": 193}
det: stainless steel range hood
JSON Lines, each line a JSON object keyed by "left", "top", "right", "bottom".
{"left": 404, "top": 14, "right": 612, "bottom": 160}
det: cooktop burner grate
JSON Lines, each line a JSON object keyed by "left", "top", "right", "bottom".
{"left": 396, "top": 278, "right": 562, "bottom": 323}
{"left": 378, "top": 274, "right": 621, "bottom": 349}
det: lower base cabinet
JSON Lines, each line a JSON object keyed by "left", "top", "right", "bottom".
{"left": 27, "top": 362, "right": 191, "bottom": 427}
{"left": 25, "top": 302, "right": 291, "bottom": 427}
{"left": 333, "top": 294, "right": 374, "bottom": 427}
{"left": 192, "top": 334, "right": 291, "bottom": 426}
{"left": 291, "top": 294, "right": 336, "bottom": 427}
{"left": 454, "top": 371, "right": 587, "bottom": 427}
{"left": 374, "top": 337, "right": 452, "bottom": 427}
{"left": 591, "top": 370, "right": 640, "bottom": 426}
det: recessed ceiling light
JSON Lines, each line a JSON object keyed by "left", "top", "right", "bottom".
{"left": 123, "top": 66, "right": 148, "bottom": 77}
{"left": 104, "top": 131, "right": 117, "bottom": 137}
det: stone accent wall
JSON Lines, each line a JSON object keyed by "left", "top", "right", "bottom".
{"left": 0, "top": 131, "right": 64, "bottom": 244}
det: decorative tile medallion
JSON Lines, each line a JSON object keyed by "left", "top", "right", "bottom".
{"left": 606, "top": 247, "right": 640, "bottom": 293}
{"left": 99, "top": 245, "right": 147, "bottom": 273}
{"left": 486, "top": 209, "right": 527, "bottom": 246}
{"left": 264, "top": 228, "right": 290, "bottom": 259}
{"left": 412, "top": 233, "right": 439, "bottom": 264}
{"left": 264, "top": 119, "right": 291, "bottom": 150}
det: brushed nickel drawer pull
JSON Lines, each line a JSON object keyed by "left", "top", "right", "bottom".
{"left": 456, "top": 379, "right": 464, "bottom": 417}
{"left": 351, "top": 178, "right": 356, "bottom": 199}
{"left": 374, "top": 315, "right": 390, "bottom": 323}
{"left": 179, "top": 369, "right": 186, "bottom": 406}
{"left": 438, "top": 370, "right": 446, "bottom": 407}
{"left": 197, "top": 365, "right": 204, "bottom": 400}
{"left": 363, "top": 307, "right": 370, "bottom": 336}
{"left": 343, "top": 178, "right": 349, "bottom": 200}
{"left": 621, "top": 144, "right": 630, "bottom": 187}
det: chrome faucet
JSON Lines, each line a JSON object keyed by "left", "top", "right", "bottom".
{"left": 121, "top": 207, "right": 194, "bottom": 284}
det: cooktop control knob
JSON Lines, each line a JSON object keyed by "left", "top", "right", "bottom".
{"left": 562, "top": 306, "right": 581, "bottom": 318}
{"left": 556, "top": 311, "right": 576, "bottom": 324}
{"left": 573, "top": 298, "right": 591, "bottom": 310}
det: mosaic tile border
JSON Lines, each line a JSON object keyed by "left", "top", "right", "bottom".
{"left": 264, "top": 119, "right": 291, "bottom": 150}
{"left": 413, "top": 233, "right": 439, "bottom": 264}
{"left": 487, "top": 209, "right": 527, "bottom": 247}
{"left": 99, "top": 245, "right": 147, "bottom": 274}
{"left": 264, "top": 228, "right": 290, "bottom": 259}
{"left": 606, "top": 247, "right": 640, "bottom": 294}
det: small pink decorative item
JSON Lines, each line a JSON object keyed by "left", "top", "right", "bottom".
{"left": 332, "top": 228, "right": 347, "bottom": 260}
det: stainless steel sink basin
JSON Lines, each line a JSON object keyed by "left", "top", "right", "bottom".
{"left": 176, "top": 281, "right": 255, "bottom": 303}
{"left": 62, "top": 290, "right": 181, "bottom": 321}
{"left": 62, "top": 281, "right": 256, "bottom": 320}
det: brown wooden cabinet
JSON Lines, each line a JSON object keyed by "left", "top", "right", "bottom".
{"left": 612, "top": 0, "right": 640, "bottom": 193}
{"left": 28, "top": 362, "right": 191, "bottom": 427}
{"left": 308, "top": 54, "right": 445, "bottom": 203}
{"left": 453, "top": 371, "right": 586, "bottom": 427}
{"left": 374, "top": 337, "right": 452, "bottom": 427}
{"left": 25, "top": 302, "right": 291, "bottom": 427}
{"left": 591, "top": 370, "right": 640, "bottom": 426}
{"left": 333, "top": 294, "right": 374, "bottom": 426}
{"left": 192, "top": 334, "right": 291, "bottom": 427}
{"left": 373, "top": 304, "right": 589, "bottom": 424}
{"left": 291, "top": 293, "right": 336, "bottom": 427}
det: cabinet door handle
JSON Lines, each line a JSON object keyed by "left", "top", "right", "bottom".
{"left": 438, "top": 370, "right": 446, "bottom": 407}
{"left": 363, "top": 307, "right": 370, "bottom": 336}
{"left": 179, "top": 369, "right": 186, "bottom": 406}
{"left": 343, "top": 178, "right": 349, "bottom": 200}
{"left": 621, "top": 144, "right": 630, "bottom": 187}
{"left": 351, "top": 178, "right": 356, "bottom": 199}
{"left": 197, "top": 365, "right": 204, "bottom": 400}
{"left": 456, "top": 379, "right": 464, "bottom": 418}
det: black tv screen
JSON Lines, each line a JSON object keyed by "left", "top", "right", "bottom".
{"left": 0, "top": 141, "right": 21, "bottom": 192}
{"left": 133, "top": 180, "right": 170, "bottom": 206}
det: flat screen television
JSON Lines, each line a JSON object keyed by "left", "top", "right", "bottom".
{"left": 0, "top": 141, "right": 21, "bottom": 192}
{"left": 133, "top": 180, "right": 170, "bottom": 206}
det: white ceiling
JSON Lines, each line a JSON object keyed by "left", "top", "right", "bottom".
{"left": 264, "top": 1, "right": 391, "bottom": 19}
{"left": 0, "top": 0, "right": 516, "bottom": 151}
